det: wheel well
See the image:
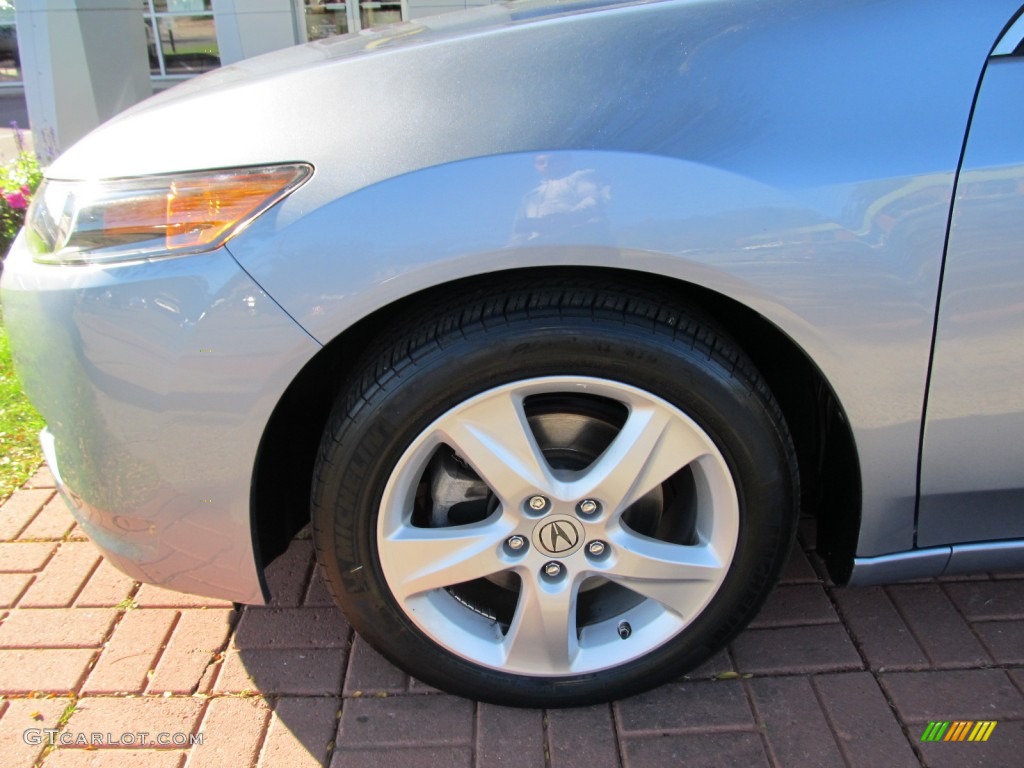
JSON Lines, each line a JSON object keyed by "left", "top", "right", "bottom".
{"left": 250, "top": 267, "right": 861, "bottom": 596}
{"left": 687, "top": 282, "right": 861, "bottom": 584}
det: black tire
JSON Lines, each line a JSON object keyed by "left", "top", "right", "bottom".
{"left": 311, "top": 279, "right": 798, "bottom": 707}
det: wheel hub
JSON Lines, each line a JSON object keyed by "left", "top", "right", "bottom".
{"left": 532, "top": 515, "right": 585, "bottom": 557}
{"left": 376, "top": 376, "right": 739, "bottom": 676}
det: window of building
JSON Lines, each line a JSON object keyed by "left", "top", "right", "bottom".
{"left": 302, "top": 0, "right": 405, "bottom": 41}
{"left": 144, "top": 0, "right": 220, "bottom": 79}
{"left": 0, "top": 0, "right": 21, "bottom": 85}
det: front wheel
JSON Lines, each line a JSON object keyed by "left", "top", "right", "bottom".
{"left": 311, "top": 281, "right": 798, "bottom": 706}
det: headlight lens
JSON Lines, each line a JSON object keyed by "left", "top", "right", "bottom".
{"left": 26, "top": 163, "right": 312, "bottom": 265}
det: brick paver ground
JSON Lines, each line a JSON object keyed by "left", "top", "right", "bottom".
{"left": 0, "top": 465, "right": 1021, "bottom": 767}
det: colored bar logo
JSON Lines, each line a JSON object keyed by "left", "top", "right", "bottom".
{"left": 921, "top": 721, "right": 997, "bottom": 742}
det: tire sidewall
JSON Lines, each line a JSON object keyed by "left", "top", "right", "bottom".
{"left": 313, "top": 314, "right": 794, "bottom": 706}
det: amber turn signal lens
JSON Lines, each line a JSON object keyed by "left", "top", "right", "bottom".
{"left": 164, "top": 168, "right": 308, "bottom": 250}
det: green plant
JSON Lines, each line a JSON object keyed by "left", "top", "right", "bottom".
{"left": 0, "top": 312, "right": 45, "bottom": 501}
{"left": 0, "top": 125, "right": 42, "bottom": 258}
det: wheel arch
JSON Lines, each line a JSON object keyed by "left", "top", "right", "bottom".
{"left": 250, "top": 266, "right": 861, "bottom": 595}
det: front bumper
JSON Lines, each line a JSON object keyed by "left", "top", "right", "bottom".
{"left": 1, "top": 234, "right": 320, "bottom": 603}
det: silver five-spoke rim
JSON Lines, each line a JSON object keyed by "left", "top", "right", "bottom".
{"left": 377, "top": 376, "right": 739, "bottom": 676}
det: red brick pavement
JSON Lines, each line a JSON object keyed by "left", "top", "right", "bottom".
{"left": 0, "top": 465, "right": 1021, "bottom": 767}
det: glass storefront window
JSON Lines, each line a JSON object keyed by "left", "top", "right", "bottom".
{"left": 144, "top": 0, "right": 219, "bottom": 79}
{"left": 303, "top": 0, "right": 405, "bottom": 40}
{"left": 358, "top": 0, "right": 402, "bottom": 30}
{"left": 152, "top": 0, "right": 213, "bottom": 11}
{"left": 0, "top": 0, "right": 21, "bottom": 85}
{"left": 304, "top": 2, "right": 349, "bottom": 40}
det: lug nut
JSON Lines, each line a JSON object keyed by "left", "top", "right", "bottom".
{"left": 543, "top": 562, "right": 562, "bottom": 577}
{"left": 528, "top": 495, "right": 548, "bottom": 512}
{"left": 577, "top": 499, "right": 600, "bottom": 516}
{"left": 587, "top": 541, "right": 606, "bottom": 556}
{"left": 507, "top": 535, "right": 526, "bottom": 551}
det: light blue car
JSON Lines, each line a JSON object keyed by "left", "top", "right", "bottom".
{"left": 3, "top": 0, "right": 1024, "bottom": 706}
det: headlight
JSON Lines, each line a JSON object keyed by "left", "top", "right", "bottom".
{"left": 26, "top": 163, "right": 313, "bottom": 265}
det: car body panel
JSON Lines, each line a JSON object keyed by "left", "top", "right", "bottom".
{"left": 918, "top": 54, "right": 1024, "bottom": 547}
{"left": 230, "top": 147, "right": 952, "bottom": 559}
{"left": 848, "top": 540, "right": 1024, "bottom": 586}
{"left": 219, "top": 0, "right": 1021, "bottom": 559}
{"left": 3, "top": 0, "right": 1024, "bottom": 604}
{"left": 0, "top": 236, "right": 320, "bottom": 603}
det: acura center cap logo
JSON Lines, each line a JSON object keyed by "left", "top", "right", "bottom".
{"left": 534, "top": 515, "right": 584, "bottom": 557}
